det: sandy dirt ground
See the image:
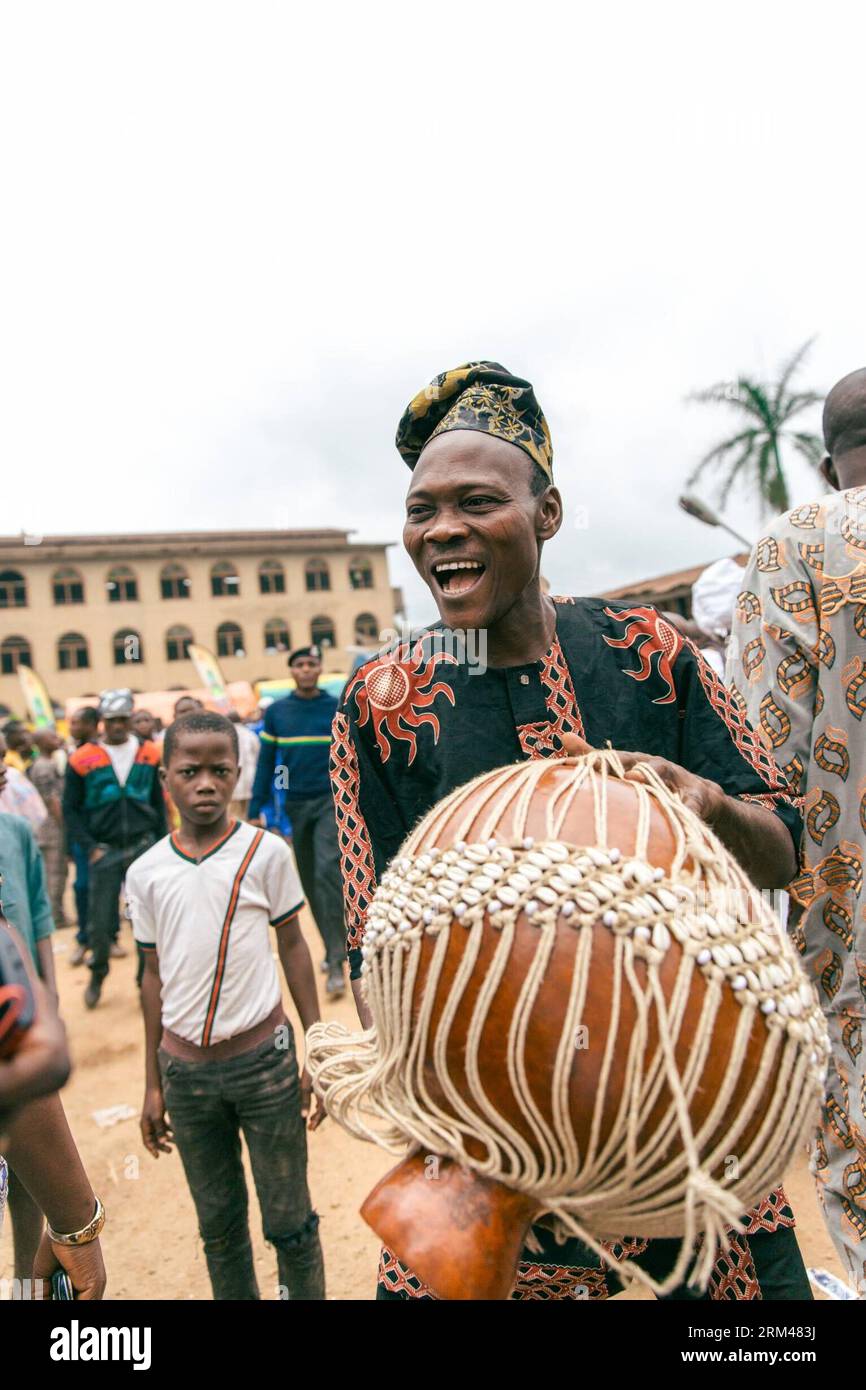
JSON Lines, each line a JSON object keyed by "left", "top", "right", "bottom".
{"left": 1, "top": 907, "right": 848, "bottom": 1302}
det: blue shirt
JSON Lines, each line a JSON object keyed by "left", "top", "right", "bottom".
{"left": 0, "top": 812, "right": 55, "bottom": 971}
{"left": 249, "top": 689, "right": 338, "bottom": 816}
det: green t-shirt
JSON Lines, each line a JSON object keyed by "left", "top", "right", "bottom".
{"left": 0, "top": 812, "right": 55, "bottom": 971}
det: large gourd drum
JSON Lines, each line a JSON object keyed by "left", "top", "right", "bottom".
{"left": 307, "top": 752, "right": 828, "bottom": 1299}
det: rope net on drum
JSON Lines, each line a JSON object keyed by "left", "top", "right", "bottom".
{"left": 307, "top": 750, "right": 828, "bottom": 1296}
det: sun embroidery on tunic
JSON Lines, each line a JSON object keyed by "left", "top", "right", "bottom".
{"left": 602, "top": 607, "right": 683, "bottom": 705}
{"left": 346, "top": 640, "right": 457, "bottom": 765}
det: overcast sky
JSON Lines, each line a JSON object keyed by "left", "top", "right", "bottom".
{"left": 3, "top": 2, "right": 864, "bottom": 626}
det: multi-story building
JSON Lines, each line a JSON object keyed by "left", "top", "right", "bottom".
{"left": 0, "top": 529, "right": 398, "bottom": 717}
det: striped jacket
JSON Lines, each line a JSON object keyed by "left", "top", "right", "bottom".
{"left": 249, "top": 689, "right": 337, "bottom": 815}
{"left": 63, "top": 739, "right": 166, "bottom": 853}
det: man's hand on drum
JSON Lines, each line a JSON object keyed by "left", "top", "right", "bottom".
{"left": 558, "top": 734, "right": 797, "bottom": 890}
{"left": 559, "top": 734, "right": 724, "bottom": 820}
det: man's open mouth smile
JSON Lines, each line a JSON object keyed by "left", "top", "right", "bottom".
{"left": 431, "top": 559, "right": 487, "bottom": 597}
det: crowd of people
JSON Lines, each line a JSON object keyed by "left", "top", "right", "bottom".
{"left": 0, "top": 646, "right": 347, "bottom": 1298}
{"left": 1, "top": 358, "right": 866, "bottom": 1303}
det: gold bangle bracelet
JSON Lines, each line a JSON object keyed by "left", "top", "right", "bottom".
{"left": 47, "top": 1196, "right": 105, "bottom": 1247}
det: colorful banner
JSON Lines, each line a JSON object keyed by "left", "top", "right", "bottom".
{"left": 187, "top": 644, "right": 232, "bottom": 713}
{"left": 17, "top": 665, "right": 55, "bottom": 728}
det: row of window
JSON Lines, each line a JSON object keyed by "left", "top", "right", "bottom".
{"left": 0, "top": 614, "right": 380, "bottom": 674}
{"left": 0, "top": 557, "right": 376, "bottom": 608}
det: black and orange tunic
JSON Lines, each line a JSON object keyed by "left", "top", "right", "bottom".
{"left": 330, "top": 597, "right": 809, "bottom": 1300}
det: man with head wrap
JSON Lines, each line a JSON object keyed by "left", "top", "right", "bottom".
{"left": 330, "top": 360, "right": 810, "bottom": 1300}
{"left": 729, "top": 366, "right": 866, "bottom": 1295}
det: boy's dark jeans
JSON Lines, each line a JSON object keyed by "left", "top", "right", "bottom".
{"left": 159, "top": 1030, "right": 325, "bottom": 1300}
{"left": 89, "top": 837, "right": 154, "bottom": 982}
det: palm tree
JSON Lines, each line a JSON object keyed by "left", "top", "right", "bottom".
{"left": 687, "top": 339, "right": 824, "bottom": 515}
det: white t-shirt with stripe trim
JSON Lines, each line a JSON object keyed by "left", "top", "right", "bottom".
{"left": 125, "top": 820, "right": 304, "bottom": 1046}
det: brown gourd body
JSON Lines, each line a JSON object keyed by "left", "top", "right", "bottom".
{"left": 309, "top": 758, "right": 827, "bottom": 1299}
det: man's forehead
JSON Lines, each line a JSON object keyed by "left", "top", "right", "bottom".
{"left": 407, "top": 432, "right": 530, "bottom": 496}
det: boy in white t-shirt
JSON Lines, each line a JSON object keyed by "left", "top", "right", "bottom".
{"left": 127, "top": 711, "right": 325, "bottom": 1300}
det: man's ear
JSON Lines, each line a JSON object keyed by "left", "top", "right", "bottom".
{"left": 537, "top": 486, "right": 563, "bottom": 542}
{"left": 158, "top": 765, "right": 167, "bottom": 787}
{"left": 819, "top": 455, "right": 839, "bottom": 490}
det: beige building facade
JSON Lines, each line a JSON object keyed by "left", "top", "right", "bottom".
{"left": 0, "top": 529, "right": 398, "bottom": 717}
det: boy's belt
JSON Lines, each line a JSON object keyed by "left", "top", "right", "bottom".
{"left": 160, "top": 1002, "right": 286, "bottom": 1063}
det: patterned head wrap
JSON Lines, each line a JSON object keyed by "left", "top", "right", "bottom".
{"left": 396, "top": 361, "right": 553, "bottom": 481}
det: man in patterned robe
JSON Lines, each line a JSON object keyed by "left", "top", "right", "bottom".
{"left": 332, "top": 361, "right": 810, "bottom": 1300}
{"left": 729, "top": 367, "right": 866, "bottom": 1295}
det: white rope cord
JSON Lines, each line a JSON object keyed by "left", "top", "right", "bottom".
{"left": 463, "top": 918, "right": 540, "bottom": 1179}
{"left": 307, "top": 750, "right": 830, "bottom": 1296}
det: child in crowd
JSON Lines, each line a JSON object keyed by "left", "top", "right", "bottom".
{"left": 129, "top": 711, "right": 326, "bottom": 1300}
